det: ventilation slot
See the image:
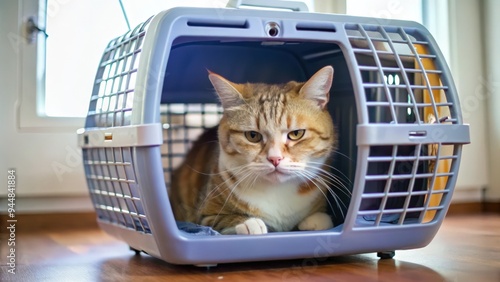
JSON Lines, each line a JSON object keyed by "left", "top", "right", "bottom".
{"left": 296, "top": 22, "right": 336, "bottom": 33}
{"left": 187, "top": 19, "right": 249, "bottom": 29}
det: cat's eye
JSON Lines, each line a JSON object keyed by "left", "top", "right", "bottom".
{"left": 245, "top": 131, "right": 262, "bottom": 143}
{"left": 287, "top": 129, "right": 305, "bottom": 141}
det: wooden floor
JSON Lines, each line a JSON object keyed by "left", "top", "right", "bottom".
{"left": 1, "top": 214, "right": 499, "bottom": 282}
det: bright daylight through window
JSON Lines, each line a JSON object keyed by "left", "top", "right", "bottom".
{"left": 43, "top": 0, "right": 232, "bottom": 117}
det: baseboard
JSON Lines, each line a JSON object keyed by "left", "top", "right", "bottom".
{"left": 0, "top": 212, "right": 98, "bottom": 232}
{"left": 447, "top": 201, "right": 500, "bottom": 216}
{"left": 0, "top": 195, "right": 93, "bottom": 213}
{"left": 483, "top": 201, "right": 500, "bottom": 213}
{"left": 447, "top": 202, "right": 483, "bottom": 215}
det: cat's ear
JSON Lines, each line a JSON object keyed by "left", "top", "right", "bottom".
{"left": 299, "top": 66, "right": 334, "bottom": 109}
{"left": 208, "top": 71, "right": 244, "bottom": 110}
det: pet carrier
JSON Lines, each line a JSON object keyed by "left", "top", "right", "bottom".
{"left": 78, "top": 0, "right": 470, "bottom": 266}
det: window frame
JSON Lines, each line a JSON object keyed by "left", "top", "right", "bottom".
{"left": 19, "top": 0, "right": 85, "bottom": 131}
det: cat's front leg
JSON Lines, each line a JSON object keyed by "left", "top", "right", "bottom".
{"left": 202, "top": 215, "right": 268, "bottom": 235}
{"left": 298, "top": 212, "right": 333, "bottom": 231}
{"left": 235, "top": 217, "right": 268, "bottom": 235}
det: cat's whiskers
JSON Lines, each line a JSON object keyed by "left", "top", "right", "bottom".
{"left": 306, "top": 165, "right": 351, "bottom": 192}
{"left": 185, "top": 162, "right": 249, "bottom": 177}
{"left": 201, "top": 164, "right": 252, "bottom": 203}
{"left": 210, "top": 167, "right": 262, "bottom": 229}
{"left": 310, "top": 170, "right": 350, "bottom": 207}
{"left": 306, "top": 161, "right": 354, "bottom": 186}
{"left": 207, "top": 163, "right": 269, "bottom": 203}
{"left": 196, "top": 165, "right": 256, "bottom": 222}
{"left": 292, "top": 163, "right": 351, "bottom": 217}
{"left": 294, "top": 170, "right": 340, "bottom": 218}
{"left": 200, "top": 170, "right": 249, "bottom": 227}
{"left": 279, "top": 162, "right": 345, "bottom": 190}
{"left": 200, "top": 162, "right": 267, "bottom": 227}
{"left": 190, "top": 162, "right": 267, "bottom": 209}
{"left": 297, "top": 169, "right": 349, "bottom": 219}
{"left": 303, "top": 166, "right": 352, "bottom": 204}
{"left": 330, "top": 149, "right": 354, "bottom": 163}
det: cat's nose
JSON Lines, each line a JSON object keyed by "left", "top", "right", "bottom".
{"left": 268, "top": 156, "right": 282, "bottom": 167}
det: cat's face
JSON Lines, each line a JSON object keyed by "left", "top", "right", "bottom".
{"left": 209, "top": 66, "right": 336, "bottom": 186}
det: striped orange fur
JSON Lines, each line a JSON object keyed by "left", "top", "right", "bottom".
{"left": 170, "top": 66, "right": 338, "bottom": 235}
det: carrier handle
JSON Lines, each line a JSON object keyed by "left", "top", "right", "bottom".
{"left": 226, "top": 0, "right": 309, "bottom": 12}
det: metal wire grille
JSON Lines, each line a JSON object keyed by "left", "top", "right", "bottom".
{"left": 86, "top": 17, "right": 152, "bottom": 128}
{"left": 83, "top": 147, "right": 150, "bottom": 233}
{"left": 160, "top": 103, "right": 223, "bottom": 189}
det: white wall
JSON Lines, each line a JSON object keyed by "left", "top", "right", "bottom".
{"left": 0, "top": 1, "right": 92, "bottom": 212}
{"left": 483, "top": 0, "right": 500, "bottom": 201}
{"left": 447, "top": 0, "right": 490, "bottom": 201}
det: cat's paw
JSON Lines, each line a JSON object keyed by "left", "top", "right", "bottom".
{"left": 235, "top": 218, "right": 268, "bottom": 235}
{"left": 298, "top": 212, "right": 333, "bottom": 231}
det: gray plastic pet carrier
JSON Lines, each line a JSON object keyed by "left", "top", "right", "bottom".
{"left": 78, "top": 1, "right": 470, "bottom": 266}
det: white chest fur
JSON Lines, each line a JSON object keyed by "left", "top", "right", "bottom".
{"left": 234, "top": 182, "right": 321, "bottom": 231}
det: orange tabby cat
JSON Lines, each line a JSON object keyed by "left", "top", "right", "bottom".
{"left": 170, "top": 66, "right": 337, "bottom": 235}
